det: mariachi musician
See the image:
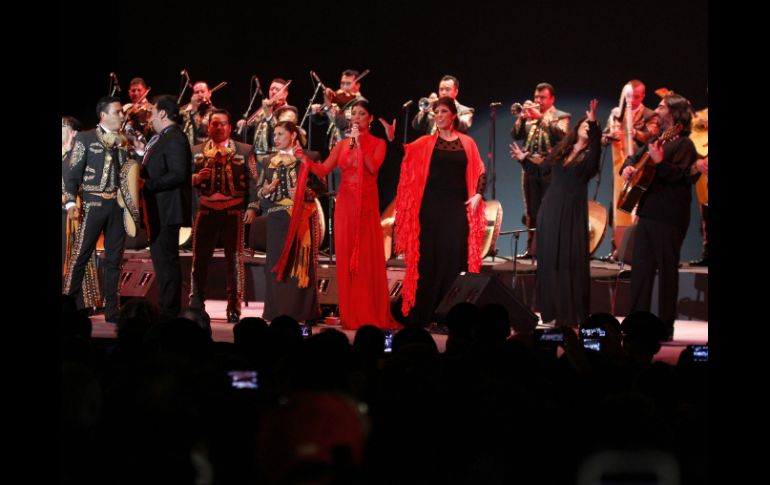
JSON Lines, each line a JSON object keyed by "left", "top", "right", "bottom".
{"left": 236, "top": 78, "right": 297, "bottom": 154}
{"left": 180, "top": 80, "right": 220, "bottom": 146}
{"left": 601, "top": 80, "right": 659, "bottom": 260}
{"left": 311, "top": 69, "right": 369, "bottom": 151}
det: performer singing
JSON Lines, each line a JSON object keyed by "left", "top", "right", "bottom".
{"left": 307, "top": 100, "right": 400, "bottom": 330}
{"left": 395, "top": 97, "right": 486, "bottom": 327}
{"left": 510, "top": 100, "right": 601, "bottom": 327}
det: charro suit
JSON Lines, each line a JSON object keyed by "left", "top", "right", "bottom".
{"left": 62, "top": 126, "right": 129, "bottom": 319}
{"left": 141, "top": 123, "right": 192, "bottom": 317}
{"left": 189, "top": 139, "right": 258, "bottom": 316}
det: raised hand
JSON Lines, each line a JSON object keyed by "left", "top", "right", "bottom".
{"left": 586, "top": 99, "right": 598, "bottom": 122}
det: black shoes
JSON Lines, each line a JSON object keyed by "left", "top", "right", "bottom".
{"left": 689, "top": 257, "right": 709, "bottom": 267}
{"left": 227, "top": 312, "right": 241, "bottom": 324}
{"left": 516, "top": 250, "right": 532, "bottom": 259}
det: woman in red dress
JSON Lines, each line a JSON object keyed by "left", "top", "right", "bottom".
{"left": 307, "top": 100, "right": 400, "bottom": 330}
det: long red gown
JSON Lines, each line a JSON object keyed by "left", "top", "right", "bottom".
{"left": 309, "top": 132, "right": 399, "bottom": 330}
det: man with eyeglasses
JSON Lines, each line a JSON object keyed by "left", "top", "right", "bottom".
{"left": 189, "top": 109, "right": 258, "bottom": 323}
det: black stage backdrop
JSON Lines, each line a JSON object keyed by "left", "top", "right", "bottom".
{"left": 61, "top": 0, "right": 708, "bottom": 258}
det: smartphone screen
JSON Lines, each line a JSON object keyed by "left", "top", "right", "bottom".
{"left": 583, "top": 338, "right": 602, "bottom": 352}
{"left": 228, "top": 370, "right": 258, "bottom": 389}
{"left": 384, "top": 330, "right": 393, "bottom": 353}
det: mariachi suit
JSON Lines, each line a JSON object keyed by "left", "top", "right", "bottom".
{"left": 511, "top": 106, "right": 571, "bottom": 256}
{"left": 141, "top": 124, "right": 192, "bottom": 318}
{"left": 63, "top": 126, "right": 129, "bottom": 319}
{"left": 189, "top": 139, "right": 258, "bottom": 316}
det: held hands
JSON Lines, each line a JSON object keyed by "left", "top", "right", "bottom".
{"left": 465, "top": 193, "right": 482, "bottom": 212}
{"left": 586, "top": 99, "right": 598, "bottom": 122}
{"left": 622, "top": 165, "right": 636, "bottom": 181}
{"left": 509, "top": 142, "right": 530, "bottom": 161}
{"left": 378, "top": 117, "right": 397, "bottom": 142}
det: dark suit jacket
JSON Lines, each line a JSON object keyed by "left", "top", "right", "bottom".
{"left": 141, "top": 124, "right": 192, "bottom": 234}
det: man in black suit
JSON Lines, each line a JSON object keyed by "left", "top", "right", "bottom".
{"left": 63, "top": 97, "right": 129, "bottom": 322}
{"left": 136, "top": 95, "right": 192, "bottom": 318}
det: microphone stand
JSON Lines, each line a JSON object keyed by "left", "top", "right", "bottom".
{"left": 239, "top": 78, "right": 262, "bottom": 143}
{"left": 499, "top": 228, "right": 535, "bottom": 303}
{"left": 488, "top": 102, "right": 501, "bottom": 200}
{"left": 597, "top": 142, "right": 616, "bottom": 262}
{"left": 488, "top": 102, "right": 501, "bottom": 261}
{"left": 301, "top": 79, "right": 324, "bottom": 152}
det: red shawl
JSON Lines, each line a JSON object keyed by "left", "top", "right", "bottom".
{"left": 395, "top": 132, "right": 486, "bottom": 315}
{"left": 272, "top": 156, "right": 317, "bottom": 286}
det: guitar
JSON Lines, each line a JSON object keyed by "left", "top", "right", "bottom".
{"left": 690, "top": 108, "right": 708, "bottom": 205}
{"left": 617, "top": 124, "right": 683, "bottom": 214}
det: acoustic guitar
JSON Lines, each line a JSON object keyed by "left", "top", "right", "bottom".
{"left": 617, "top": 124, "right": 683, "bottom": 214}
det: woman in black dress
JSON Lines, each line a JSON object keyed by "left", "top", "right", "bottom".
{"left": 510, "top": 99, "right": 600, "bottom": 327}
{"left": 395, "top": 97, "right": 487, "bottom": 327}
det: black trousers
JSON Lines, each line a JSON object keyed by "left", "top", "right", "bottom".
{"left": 522, "top": 169, "right": 550, "bottom": 254}
{"left": 149, "top": 224, "right": 182, "bottom": 318}
{"left": 189, "top": 207, "right": 244, "bottom": 314}
{"left": 630, "top": 217, "right": 685, "bottom": 327}
{"left": 63, "top": 195, "right": 125, "bottom": 318}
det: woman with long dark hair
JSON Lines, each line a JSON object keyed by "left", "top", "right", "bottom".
{"left": 307, "top": 100, "right": 400, "bottom": 330}
{"left": 510, "top": 99, "right": 601, "bottom": 327}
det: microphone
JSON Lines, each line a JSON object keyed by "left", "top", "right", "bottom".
{"left": 349, "top": 122, "right": 359, "bottom": 149}
{"left": 310, "top": 70, "right": 325, "bottom": 89}
{"left": 110, "top": 72, "right": 121, "bottom": 92}
{"left": 489, "top": 102, "right": 502, "bottom": 107}
{"left": 402, "top": 99, "right": 413, "bottom": 109}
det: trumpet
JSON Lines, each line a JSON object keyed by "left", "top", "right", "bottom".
{"left": 510, "top": 101, "right": 539, "bottom": 115}
{"left": 419, "top": 93, "right": 437, "bottom": 112}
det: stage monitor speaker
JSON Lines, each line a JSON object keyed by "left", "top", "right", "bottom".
{"left": 119, "top": 259, "right": 157, "bottom": 298}
{"left": 386, "top": 268, "right": 405, "bottom": 302}
{"left": 317, "top": 265, "right": 339, "bottom": 305}
{"left": 434, "top": 272, "right": 538, "bottom": 332}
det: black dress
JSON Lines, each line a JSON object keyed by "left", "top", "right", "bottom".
{"left": 524, "top": 121, "right": 601, "bottom": 327}
{"left": 409, "top": 137, "right": 469, "bottom": 326}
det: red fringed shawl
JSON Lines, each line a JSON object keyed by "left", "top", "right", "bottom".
{"left": 272, "top": 156, "right": 317, "bottom": 287}
{"left": 394, "top": 132, "right": 486, "bottom": 315}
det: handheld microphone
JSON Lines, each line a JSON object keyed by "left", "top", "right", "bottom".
{"left": 349, "top": 122, "right": 359, "bottom": 149}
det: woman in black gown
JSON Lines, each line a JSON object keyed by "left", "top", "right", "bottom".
{"left": 395, "top": 97, "right": 487, "bottom": 327}
{"left": 510, "top": 99, "right": 600, "bottom": 327}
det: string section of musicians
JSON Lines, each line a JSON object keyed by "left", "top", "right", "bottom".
{"left": 62, "top": 71, "right": 707, "bottom": 336}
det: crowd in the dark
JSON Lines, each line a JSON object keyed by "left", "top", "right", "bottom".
{"left": 62, "top": 296, "right": 707, "bottom": 484}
